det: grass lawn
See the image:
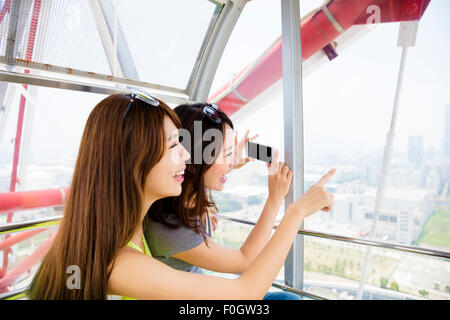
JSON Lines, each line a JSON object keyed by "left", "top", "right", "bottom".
{"left": 415, "top": 208, "right": 450, "bottom": 249}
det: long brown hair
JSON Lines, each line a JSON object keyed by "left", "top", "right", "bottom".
{"left": 27, "top": 93, "right": 181, "bottom": 299}
{"left": 148, "top": 103, "right": 233, "bottom": 240}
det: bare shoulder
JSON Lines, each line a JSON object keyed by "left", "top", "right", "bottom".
{"left": 107, "top": 247, "right": 201, "bottom": 299}
{"left": 107, "top": 247, "right": 156, "bottom": 296}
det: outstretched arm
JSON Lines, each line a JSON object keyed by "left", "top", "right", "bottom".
{"left": 238, "top": 152, "right": 292, "bottom": 272}
{"left": 108, "top": 169, "right": 336, "bottom": 300}
{"left": 108, "top": 206, "right": 304, "bottom": 300}
{"left": 172, "top": 151, "right": 292, "bottom": 274}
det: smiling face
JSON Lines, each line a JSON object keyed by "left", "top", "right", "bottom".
{"left": 203, "top": 124, "right": 234, "bottom": 191}
{"left": 144, "top": 116, "right": 190, "bottom": 200}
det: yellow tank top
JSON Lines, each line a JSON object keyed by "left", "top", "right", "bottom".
{"left": 121, "top": 235, "right": 152, "bottom": 300}
{"left": 126, "top": 234, "right": 152, "bottom": 257}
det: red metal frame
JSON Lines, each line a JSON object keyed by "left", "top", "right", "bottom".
{"left": 0, "top": 187, "right": 67, "bottom": 282}
{"left": 0, "top": 229, "right": 46, "bottom": 251}
{"left": 0, "top": 0, "right": 11, "bottom": 25}
{"left": 0, "top": 188, "right": 69, "bottom": 214}
{"left": 0, "top": 0, "right": 10, "bottom": 27}
{"left": 2, "top": 0, "right": 42, "bottom": 277}
{"left": 208, "top": 0, "right": 431, "bottom": 115}
{"left": 0, "top": 233, "right": 56, "bottom": 291}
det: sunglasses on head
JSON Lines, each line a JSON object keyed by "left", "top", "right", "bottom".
{"left": 123, "top": 89, "right": 160, "bottom": 120}
{"left": 201, "top": 103, "right": 221, "bottom": 124}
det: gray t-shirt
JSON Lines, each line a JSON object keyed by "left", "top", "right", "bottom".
{"left": 144, "top": 213, "right": 212, "bottom": 274}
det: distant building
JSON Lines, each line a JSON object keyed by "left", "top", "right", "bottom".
{"left": 323, "top": 193, "right": 361, "bottom": 224}
{"left": 424, "top": 146, "right": 437, "bottom": 163}
{"left": 423, "top": 164, "right": 440, "bottom": 190}
{"left": 408, "top": 136, "right": 423, "bottom": 167}
{"left": 358, "top": 205, "right": 400, "bottom": 241}
{"left": 388, "top": 167, "right": 422, "bottom": 188}
{"left": 359, "top": 187, "right": 435, "bottom": 244}
{"left": 366, "top": 165, "right": 378, "bottom": 186}
{"left": 397, "top": 208, "right": 415, "bottom": 245}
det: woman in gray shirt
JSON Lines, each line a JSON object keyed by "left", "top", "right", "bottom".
{"left": 145, "top": 103, "right": 300, "bottom": 299}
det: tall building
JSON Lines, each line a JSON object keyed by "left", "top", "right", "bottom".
{"left": 397, "top": 209, "right": 414, "bottom": 245}
{"left": 359, "top": 187, "right": 434, "bottom": 244}
{"left": 408, "top": 136, "right": 423, "bottom": 167}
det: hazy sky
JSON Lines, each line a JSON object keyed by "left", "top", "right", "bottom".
{"left": 0, "top": 0, "right": 449, "bottom": 166}
{"left": 211, "top": 0, "right": 450, "bottom": 159}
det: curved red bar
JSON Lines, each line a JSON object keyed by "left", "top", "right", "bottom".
{"left": 209, "top": 0, "right": 431, "bottom": 115}
{"left": 0, "top": 188, "right": 69, "bottom": 214}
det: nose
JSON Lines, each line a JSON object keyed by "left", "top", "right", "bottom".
{"left": 180, "top": 144, "right": 190, "bottom": 163}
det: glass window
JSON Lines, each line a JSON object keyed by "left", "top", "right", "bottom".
{"left": 0, "top": 227, "right": 59, "bottom": 288}
{"left": 0, "top": 0, "right": 221, "bottom": 90}
{"left": 210, "top": 0, "right": 324, "bottom": 94}
{"left": 209, "top": 0, "right": 450, "bottom": 300}
{"left": 112, "top": 0, "right": 221, "bottom": 89}
{"left": 0, "top": 85, "right": 106, "bottom": 194}
{"left": 304, "top": 235, "right": 449, "bottom": 300}
{"left": 302, "top": 0, "right": 450, "bottom": 255}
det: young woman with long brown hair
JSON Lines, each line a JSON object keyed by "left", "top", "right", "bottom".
{"left": 27, "top": 91, "right": 190, "bottom": 299}
{"left": 27, "top": 93, "right": 335, "bottom": 300}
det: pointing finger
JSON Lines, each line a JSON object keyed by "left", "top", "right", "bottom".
{"left": 316, "top": 168, "right": 336, "bottom": 187}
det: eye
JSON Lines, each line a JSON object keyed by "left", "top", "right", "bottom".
{"left": 169, "top": 136, "right": 181, "bottom": 149}
{"left": 226, "top": 152, "right": 233, "bottom": 157}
